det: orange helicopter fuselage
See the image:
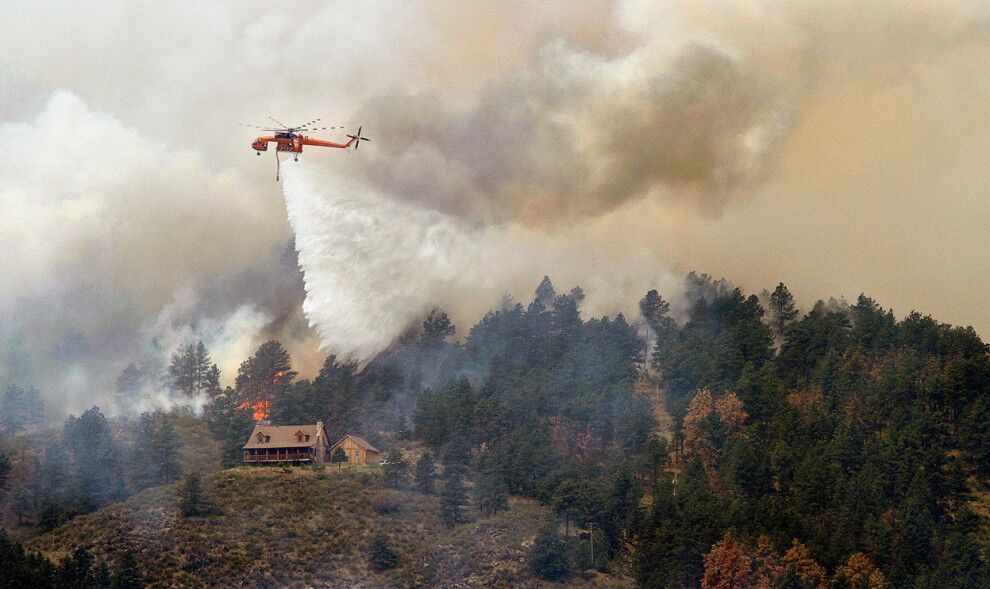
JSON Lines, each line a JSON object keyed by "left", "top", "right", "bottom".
{"left": 251, "top": 133, "right": 354, "bottom": 154}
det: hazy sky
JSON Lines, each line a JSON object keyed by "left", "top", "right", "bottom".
{"left": 1, "top": 1, "right": 988, "bottom": 413}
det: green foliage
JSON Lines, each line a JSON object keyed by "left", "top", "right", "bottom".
{"left": 10, "top": 272, "right": 990, "bottom": 588}
{"left": 234, "top": 340, "right": 296, "bottom": 412}
{"left": 414, "top": 451, "right": 436, "bottom": 494}
{"left": 313, "top": 355, "right": 360, "bottom": 437}
{"left": 63, "top": 407, "right": 126, "bottom": 507}
{"left": 130, "top": 413, "right": 183, "bottom": 490}
{"left": 57, "top": 545, "right": 107, "bottom": 589}
{"left": 768, "top": 282, "right": 799, "bottom": 336}
{"left": 528, "top": 522, "right": 570, "bottom": 581}
{"left": 205, "top": 388, "right": 255, "bottom": 468}
{"left": 330, "top": 446, "right": 348, "bottom": 469}
{"left": 178, "top": 472, "right": 213, "bottom": 517}
{"left": 110, "top": 551, "right": 143, "bottom": 589}
{"left": 0, "top": 528, "right": 56, "bottom": 587}
{"left": 421, "top": 308, "right": 455, "bottom": 347}
{"left": 382, "top": 449, "right": 409, "bottom": 489}
{"left": 551, "top": 478, "right": 602, "bottom": 533}
{"left": 413, "top": 378, "right": 475, "bottom": 447}
{"left": 475, "top": 468, "right": 509, "bottom": 517}
{"left": 439, "top": 465, "right": 468, "bottom": 528}
{"left": 166, "top": 341, "right": 220, "bottom": 398}
{"left": 368, "top": 534, "right": 400, "bottom": 572}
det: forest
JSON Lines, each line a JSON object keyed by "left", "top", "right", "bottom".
{"left": 1, "top": 272, "right": 989, "bottom": 588}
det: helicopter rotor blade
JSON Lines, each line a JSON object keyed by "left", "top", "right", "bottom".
{"left": 268, "top": 116, "right": 290, "bottom": 129}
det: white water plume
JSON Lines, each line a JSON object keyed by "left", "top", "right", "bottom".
{"left": 281, "top": 161, "right": 480, "bottom": 361}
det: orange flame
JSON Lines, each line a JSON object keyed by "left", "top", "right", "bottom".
{"left": 238, "top": 400, "right": 270, "bottom": 421}
{"left": 273, "top": 370, "right": 288, "bottom": 383}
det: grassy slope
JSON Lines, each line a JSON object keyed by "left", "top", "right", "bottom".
{"left": 25, "top": 466, "right": 633, "bottom": 588}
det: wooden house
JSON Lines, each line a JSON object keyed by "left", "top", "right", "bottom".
{"left": 242, "top": 421, "right": 329, "bottom": 465}
{"left": 329, "top": 435, "right": 381, "bottom": 465}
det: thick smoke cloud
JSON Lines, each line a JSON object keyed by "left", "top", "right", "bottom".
{"left": 345, "top": 41, "right": 784, "bottom": 223}
{"left": 0, "top": 91, "right": 297, "bottom": 414}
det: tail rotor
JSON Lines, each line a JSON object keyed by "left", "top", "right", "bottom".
{"left": 347, "top": 126, "right": 370, "bottom": 150}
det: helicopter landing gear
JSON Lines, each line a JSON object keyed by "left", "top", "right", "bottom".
{"left": 293, "top": 156, "right": 298, "bottom": 162}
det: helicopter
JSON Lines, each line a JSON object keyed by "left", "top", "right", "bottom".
{"left": 245, "top": 117, "right": 370, "bottom": 181}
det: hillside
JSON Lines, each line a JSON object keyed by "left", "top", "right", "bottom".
{"left": 25, "top": 465, "right": 633, "bottom": 588}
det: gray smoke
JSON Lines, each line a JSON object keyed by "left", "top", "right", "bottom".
{"left": 341, "top": 41, "right": 785, "bottom": 223}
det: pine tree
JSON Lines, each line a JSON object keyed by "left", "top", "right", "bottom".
{"left": 392, "top": 413, "right": 411, "bottom": 440}
{"left": 414, "top": 451, "right": 437, "bottom": 494}
{"left": 178, "top": 472, "right": 213, "bottom": 517}
{"left": 313, "top": 354, "right": 359, "bottom": 436}
{"left": 110, "top": 551, "right": 143, "bottom": 589}
{"left": 768, "top": 282, "right": 799, "bottom": 336}
{"left": 131, "top": 414, "right": 183, "bottom": 490}
{"left": 382, "top": 448, "right": 408, "bottom": 489}
{"left": 529, "top": 522, "right": 570, "bottom": 581}
{"left": 421, "top": 308, "right": 455, "bottom": 347}
{"left": 63, "top": 407, "right": 126, "bottom": 507}
{"left": 234, "top": 340, "right": 296, "bottom": 417}
{"left": 640, "top": 289, "right": 676, "bottom": 336}
{"left": 152, "top": 416, "right": 182, "bottom": 484}
{"left": 439, "top": 466, "right": 468, "bottom": 527}
{"left": 206, "top": 387, "right": 256, "bottom": 467}
{"left": 475, "top": 469, "right": 509, "bottom": 517}
{"left": 58, "top": 545, "right": 96, "bottom": 588}
{"left": 330, "top": 446, "right": 348, "bottom": 469}
{"left": 368, "top": 534, "right": 401, "bottom": 572}
{"left": 166, "top": 342, "right": 220, "bottom": 398}
{"left": 534, "top": 276, "right": 557, "bottom": 307}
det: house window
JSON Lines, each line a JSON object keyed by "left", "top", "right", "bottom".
{"left": 256, "top": 433, "right": 265, "bottom": 443}
{"left": 265, "top": 435, "right": 271, "bottom": 443}
{"left": 305, "top": 435, "right": 310, "bottom": 442}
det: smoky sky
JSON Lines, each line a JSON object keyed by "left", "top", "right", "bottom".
{"left": 346, "top": 41, "right": 783, "bottom": 223}
{"left": 1, "top": 1, "right": 988, "bottom": 414}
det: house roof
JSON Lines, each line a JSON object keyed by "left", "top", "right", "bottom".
{"left": 330, "top": 434, "right": 381, "bottom": 454}
{"left": 242, "top": 423, "right": 326, "bottom": 449}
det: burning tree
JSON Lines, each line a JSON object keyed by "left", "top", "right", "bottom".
{"left": 234, "top": 340, "right": 297, "bottom": 421}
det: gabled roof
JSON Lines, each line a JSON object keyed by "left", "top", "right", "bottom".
{"left": 330, "top": 434, "right": 381, "bottom": 454}
{"left": 242, "top": 423, "right": 326, "bottom": 449}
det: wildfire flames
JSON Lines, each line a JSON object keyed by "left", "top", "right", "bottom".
{"left": 236, "top": 371, "right": 286, "bottom": 421}
{"left": 238, "top": 400, "right": 270, "bottom": 421}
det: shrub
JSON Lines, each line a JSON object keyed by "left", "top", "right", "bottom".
{"left": 368, "top": 534, "right": 400, "bottom": 572}
{"left": 178, "top": 473, "right": 214, "bottom": 517}
{"left": 529, "top": 522, "right": 570, "bottom": 581}
{"left": 373, "top": 494, "right": 401, "bottom": 515}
